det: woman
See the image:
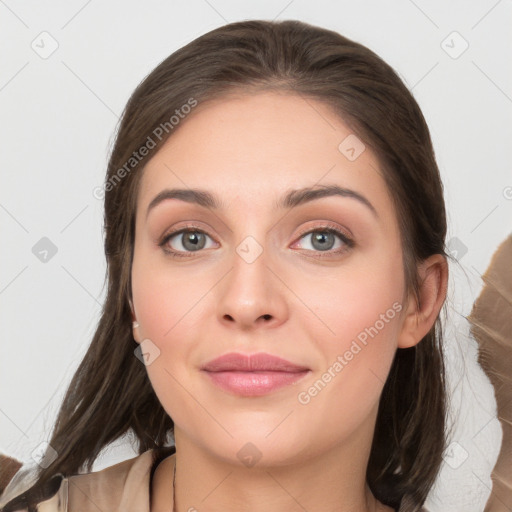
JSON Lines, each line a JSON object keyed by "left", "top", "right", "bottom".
{"left": 0, "top": 19, "right": 449, "bottom": 512}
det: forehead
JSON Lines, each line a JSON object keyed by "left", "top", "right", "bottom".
{"left": 136, "top": 91, "right": 393, "bottom": 222}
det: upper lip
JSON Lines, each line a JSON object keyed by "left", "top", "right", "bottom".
{"left": 201, "top": 352, "right": 310, "bottom": 372}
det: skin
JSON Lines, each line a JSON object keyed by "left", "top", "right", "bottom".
{"left": 130, "top": 91, "right": 448, "bottom": 512}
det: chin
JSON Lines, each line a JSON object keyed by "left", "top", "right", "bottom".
{"left": 196, "top": 428, "right": 309, "bottom": 468}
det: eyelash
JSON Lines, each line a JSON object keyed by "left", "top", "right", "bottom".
{"left": 158, "top": 222, "right": 355, "bottom": 260}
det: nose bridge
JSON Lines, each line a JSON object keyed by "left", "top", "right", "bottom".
{"left": 230, "top": 231, "right": 271, "bottom": 297}
{"left": 215, "top": 225, "right": 285, "bottom": 327}
{"left": 230, "top": 208, "right": 273, "bottom": 273}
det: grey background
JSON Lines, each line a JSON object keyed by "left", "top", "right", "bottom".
{"left": 1, "top": 1, "right": 511, "bottom": 511}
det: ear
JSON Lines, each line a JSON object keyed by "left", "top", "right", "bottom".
{"left": 397, "top": 254, "right": 448, "bottom": 349}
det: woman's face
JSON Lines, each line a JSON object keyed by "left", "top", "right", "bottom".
{"left": 131, "top": 91, "right": 409, "bottom": 466}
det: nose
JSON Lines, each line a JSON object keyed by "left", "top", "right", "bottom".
{"left": 215, "top": 240, "right": 288, "bottom": 331}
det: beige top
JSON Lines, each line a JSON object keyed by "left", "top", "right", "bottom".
{"left": 0, "top": 448, "right": 172, "bottom": 512}
{"left": 0, "top": 448, "right": 425, "bottom": 512}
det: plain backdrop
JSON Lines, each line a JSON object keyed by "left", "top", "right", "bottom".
{"left": 1, "top": 1, "right": 511, "bottom": 511}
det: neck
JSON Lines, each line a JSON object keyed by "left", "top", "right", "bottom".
{"left": 163, "top": 421, "right": 392, "bottom": 512}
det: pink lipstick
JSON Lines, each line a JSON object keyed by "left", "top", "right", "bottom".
{"left": 201, "top": 352, "right": 310, "bottom": 396}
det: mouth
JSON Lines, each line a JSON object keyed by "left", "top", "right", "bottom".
{"left": 201, "top": 352, "right": 311, "bottom": 396}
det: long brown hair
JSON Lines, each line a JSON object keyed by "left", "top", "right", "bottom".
{"left": 2, "top": 19, "right": 449, "bottom": 512}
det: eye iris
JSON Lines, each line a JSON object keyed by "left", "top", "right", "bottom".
{"left": 311, "top": 231, "right": 335, "bottom": 251}
{"left": 182, "top": 231, "right": 206, "bottom": 251}
{"left": 170, "top": 228, "right": 342, "bottom": 254}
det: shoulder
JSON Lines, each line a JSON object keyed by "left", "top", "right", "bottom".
{"left": 0, "top": 448, "right": 170, "bottom": 512}
{"left": 67, "top": 448, "right": 156, "bottom": 512}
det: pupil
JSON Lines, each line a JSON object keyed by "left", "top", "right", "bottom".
{"left": 183, "top": 232, "right": 205, "bottom": 251}
{"left": 313, "top": 232, "right": 333, "bottom": 251}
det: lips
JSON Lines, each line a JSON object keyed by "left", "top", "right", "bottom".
{"left": 201, "top": 352, "right": 311, "bottom": 396}
{"left": 201, "top": 352, "right": 309, "bottom": 372}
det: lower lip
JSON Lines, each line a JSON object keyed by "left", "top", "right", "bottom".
{"left": 203, "top": 370, "right": 310, "bottom": 396}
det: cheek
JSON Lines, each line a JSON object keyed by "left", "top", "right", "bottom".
{"left": 131, "top": 251, "right": 204, "bottom": 423}
{"left": 324, "top": 268, "right": 403, "bottom": 357}
{"left": 295, "top": 246, "right": 404, "bottom": 405}
{"left": 130, "top": 243, "right": 220, "bottom": 396}
{"left": 131, "top": 248, "right": 207, "bottom": 343}
{"left": 303, "top": 244, "right": 404, "bottom": 343}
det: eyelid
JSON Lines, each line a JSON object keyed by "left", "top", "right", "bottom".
{"left": 294, "top": 221, "right": 353, "bottom": 244}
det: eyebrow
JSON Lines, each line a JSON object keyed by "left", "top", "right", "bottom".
{"left": 145, "top": 184, "right": 378, "bottom": 219}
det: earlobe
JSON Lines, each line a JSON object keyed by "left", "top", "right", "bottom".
{"left": 132, "top": 320, "right": 142, "bottom": 344}
{"left": 132, "top": 322, "right": 141, "bottom": 344}
{"left": 397, "top": 254, "right": 448, "bottom": 349}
